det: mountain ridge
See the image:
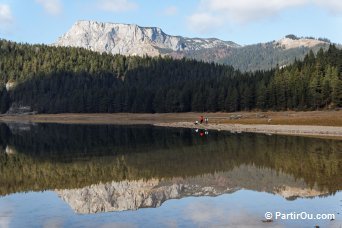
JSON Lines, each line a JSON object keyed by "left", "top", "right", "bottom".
{"left": 55, "top": 20, "right": 330, "bottom": 71}
{"left": 55, "top": 20, "right": 239, "bottom": 56}
{"left": 56, "top": 165, "right": 328, "bottom": 214}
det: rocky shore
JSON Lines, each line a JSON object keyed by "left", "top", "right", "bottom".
{"left": 155, "top": 122, "right": 342, "bottom": 138}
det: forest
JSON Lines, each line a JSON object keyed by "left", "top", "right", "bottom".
{"left": 0, "top": 39, "right": 341, "bottom": 113}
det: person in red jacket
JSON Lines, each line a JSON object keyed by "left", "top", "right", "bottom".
{"left": 200, "top": 115, "right": 204, "bottom": 124}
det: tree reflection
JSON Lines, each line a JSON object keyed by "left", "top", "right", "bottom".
{"left": 0, "top": 123, "right": 341, "bottom": 196}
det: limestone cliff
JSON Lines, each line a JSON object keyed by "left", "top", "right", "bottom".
{"left": 55, "top": 20, "right": 239, "bottom": 57}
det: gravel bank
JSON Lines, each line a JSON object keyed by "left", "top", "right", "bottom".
{"left": 155, "top": 122, "right": 342, "bottom": 139}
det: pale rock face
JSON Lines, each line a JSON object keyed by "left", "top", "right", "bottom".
{"left": 56, "top": 178, "right": 236, "bottom": 214}
{"left": 54, "top": 20, "right": 240, "bottom": 56}
{"left": 275, "top": 186, "right": 328, "bottom": 199}
{"left": 56, "top": 165, "right": 327, "bottom": 214}
{"left": 275, "top": 37, "right": 326, "bottom": 50}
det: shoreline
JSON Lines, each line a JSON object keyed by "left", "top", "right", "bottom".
{"left": 154, "top": 122, "right": 342, "bottom": 139}
{"left": 1, "top": 112, "right": 342, "bottom": 139}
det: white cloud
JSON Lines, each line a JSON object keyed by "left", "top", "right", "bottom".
{"left": 163, "top": 6, "right": 178, "bottom": 16}
{"left": 0, "top": 215, "right": 10, "bottom": 228}
{"left": 0, "top": 4, "right": 13, "bottom": 33}
{"left": 188, "top": 12, "right": 223, "bottom": 33}
{"left": 43, "top": 218, "right": 64, "bottom": 228}
{"left": 207, "top": 0, "right": 307, "bottom": 23}
{"left": 0, "top": 4, "right": 13, "bottom": 25}
{"left": 0, "top": 204, "right": 13, "bottom": 228}
{"left": 98, "top": 0, "right": 138, "bottom": 12}
{"left": 185, "top": 201, "right": 227, "bottom": 224}
{"left": 188, "top": 0, "right": 342, "bottom": 33}
{"left": 315, "top": 0, "right": 342, "bottom": 14}
{"left": 35, "top": 0, "right": 62, "bottom": 15}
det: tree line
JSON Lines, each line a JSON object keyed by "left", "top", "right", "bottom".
{"left": 0, "top": 39, "right": 341, "bottom": 113}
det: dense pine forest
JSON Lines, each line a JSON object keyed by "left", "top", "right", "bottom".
{"left": 0, "top": 39, "right": 341, "bottom": 113}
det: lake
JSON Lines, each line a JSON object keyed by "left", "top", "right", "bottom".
{"left": 0, "top": 123, "right": 341, "bottom": 227}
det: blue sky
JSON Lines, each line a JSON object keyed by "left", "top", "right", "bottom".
{"left": 0, "top": 0, "right": 341, "bottom": 45}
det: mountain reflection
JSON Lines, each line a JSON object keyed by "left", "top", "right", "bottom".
{"left": 0, "top": 123, "right": 341, "bottom": 210}
{"left": 57, "top": 165, "right": 330, "bottom": 214}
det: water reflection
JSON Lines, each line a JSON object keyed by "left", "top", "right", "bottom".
{"left": 0, "top": 205, "right": 12, "bottom": 228}
{"left": 56, "top": 165, "right": 330, "bottom": 214}
{"left": 0, "top": 123, "right": 341, "bottom": 214}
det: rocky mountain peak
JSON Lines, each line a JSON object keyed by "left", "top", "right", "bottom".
{"left": 54, "top": 20, "right": 240, "bottom": 57}
{"left": 274, "top": 35, "right": 329, "bottom": 50}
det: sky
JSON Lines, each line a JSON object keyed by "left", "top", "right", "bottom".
{"left": 0, "top": 0, "right": 341, "bottom": 45}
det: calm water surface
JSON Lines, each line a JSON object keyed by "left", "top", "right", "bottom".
{"left": 0, "top": 123, "right": 341, "bottom": 227}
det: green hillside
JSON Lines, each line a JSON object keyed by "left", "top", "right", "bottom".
{"left": 0, "top": 39, "right": 341, "bottom": 113}
{"left": 186, "top": 41, "right": 329, "bottom": 72}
